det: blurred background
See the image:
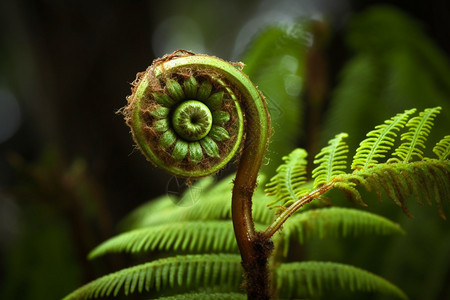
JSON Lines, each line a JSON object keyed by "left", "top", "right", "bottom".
{"left": 0, "top": 0, "right": 449, "bottom": 299}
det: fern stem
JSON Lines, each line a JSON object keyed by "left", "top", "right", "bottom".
{"left": 263, "top": 181, "right": 335, "bottom": 239}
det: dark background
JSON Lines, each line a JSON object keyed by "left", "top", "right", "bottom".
{"left": 0, "top": 0, "right": 448, "bottom": 299}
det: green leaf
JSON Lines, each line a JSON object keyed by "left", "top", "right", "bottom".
{"left": 433, "top": 135, "right": 450, "bottom": 160}
{"left": 200, "top": 137, "right": 220, "bottom": 158}
{"left": 166, "top": 79, "right": 185, "bottom": 101}
{"left": 276, "top": 261, "right": 408, "bottom": 299}
{"left": 119, "top": 173, "right": 274, "bottom": 230}
{"left": 312, "top": 133, "right": 349, "bottom": 188}
{"left": 88, "top": 221, "right": 238, "bottom": 259}
{"left": 391, "top": 107, "right": 441, "bottom": 162}
{"left": 63, "top": 254, "right": 242, "bottom": 300}
{"left": 184, "top": 76, "right": 198, "bottom": 99}
{"left": 209, "top": 126, "right": 230, "bottom": 142}
{"left": 153, "top": 93, "right": 176, "bottom": 107}
{"left": 205, "top": 91, "right": 224, "bottom": 110}
{"left": 352, "top": 109, "right": 416, "bottom": 170}
{"left": 265, "top": 149, "right": 311, "bottom": 208}
{"left": 281, "top": 207, "right": 404, "bottom": 256}
{"left": 150, "top": 107, "right": 170, "bottom": 118}
{"left": 338, "top": 159, "right": 450, "bottom": 218}
{"left": 189, "top": 141, "right": 203, "bottom": 164}
{"left": 212, "top": 111, "right": 231, "bottom": 124}
{"left": 173, "top": 140, "right": 189, "bottom": 161}
{"left": 197, "top": 81, "right": 212, "bottom": 101}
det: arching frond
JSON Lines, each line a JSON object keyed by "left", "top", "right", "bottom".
{"left": 312, "top": 133, "right": 349, "bottom": 188}
{"left": 120, "top": 173, "right": 275, "bottom": 229}
{"left": 433, "top": 135, "right": 450, "bottom": 160}
{"left": 156, "top": 292, "right": 246, "bottom": 300}
{"left": 120, "top": 176, "right": 218, "bottom": 230}
{"left": 336, "top": 159, "right": 450, "bottom": 218}
{"left": 352, "top": 109, "right": 416, "bottom": 170}
{"left": 265, "top": 149, "right": 311, "bottom": 207}
{"left": 276, "top": 261, "right": 408, "bottom": 299}
{"left": 63, "top": 254, "right": 241, "bottom": 300}
{"left": 390, "top": 107, "right": 441, "bottom": 162}
{"left": 281, "top": 207, "right": 403, "bottom": 256}
{"left": 89, "top": 221, "right": 239, "bottom": 259}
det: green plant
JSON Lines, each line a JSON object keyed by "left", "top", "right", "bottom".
{"left": 63, "top": 48, "right": 449, "bottom": 300}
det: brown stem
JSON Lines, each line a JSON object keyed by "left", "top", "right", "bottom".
{"left": 232, "top": 90, "right": 272, "bottom": 299}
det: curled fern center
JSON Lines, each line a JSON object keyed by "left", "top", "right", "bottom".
{"left": 172, "top": 100, "right": 213, "bottom": 141}
{"left": 123, "top": 51, "right": 252, "bottom": 178}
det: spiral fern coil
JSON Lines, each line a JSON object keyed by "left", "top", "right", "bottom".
{"left": 124, "top": 50, "right": 270, "bottom": 178}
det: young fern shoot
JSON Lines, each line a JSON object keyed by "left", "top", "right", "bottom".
{"left": 123, "top": 50, "right": 272, "bottom": 299}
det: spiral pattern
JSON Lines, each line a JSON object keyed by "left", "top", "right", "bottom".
{"left": 124, "top": 51, "right": 248, "bottom": 178}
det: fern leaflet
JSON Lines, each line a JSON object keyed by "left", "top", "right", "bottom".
{"left": 337, "top": 159, "right": 450, "bottom": 218}
{"left": 276, "top": 261, "right": 408, "bottom": 299}
{"left": 89, "top": 221, "right": 239, "bottom": 259}
{"left": 433, "top": 135, "right": 450, "bottom": 160}
{"left": 281, "top": 207, "right": 403, "bottom": 256}
{"left": 63, "top": 254, "right": 241, "bottom": 300}
{"left": 265, "top": 149, "right": 310, "bottom": 207}
{"left": 391, "top": 107, "right": 441, "bottom": 162}
{"left": 352, "top": 108, "right": 416, "bottom": 170}
{"left": 312, "top": 133, "right": 349, "bottom": 188}
{"left": 121, "top": 173, "right": 275, "bottom": 229}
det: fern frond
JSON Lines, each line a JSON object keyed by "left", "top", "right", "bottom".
{"left": 312, "top": 133, "right": 349, "bottom": 188}
{"left": 155, "top": 292, "right": 246, "bottom": 300}
{"left": 63, "top": 254, "right": 241, "bottom": 300}
{"left": 338, "top": 159, "right": 450, "bottom": 218}
{"left": 433, "top": 135, "right": 450, "bottom": 160}
{"left": 281, "top": 207, "right": 403, "bottom": 256}
{"left": 352, "top": 109, "right": 416, "bottom": 170}
{"left": 121, "top": 173, "right": 275, "bottom": 229}
{"left": 265, "top": 149, "right": 311, "bottom": 207}
{"left": 89, "top": 221, "right": 239, "bottom": 259}
{"left": 276, "top": 261, "right": 408, "bottom": 299}
{"left": 120, "top": 177, "right": 217, "bottom": 229}
{"left": 390, "top": 107, "right": 442, "bottom": 162}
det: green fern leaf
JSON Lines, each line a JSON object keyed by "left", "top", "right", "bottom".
{"left": 312, "top": 133, "right": 349, "bottom": 188}
{"left": 120, "top": 173, "right": 275, "bottom": 229}
{"left": 276, "top": 261, "right": 408, "bottom": 299}
{"left": 265, "top": 149, "right": 311, "bottom": 207}
{"left": 433, "top": 135, "right": 450, "bottom": 160}
{"left": 62, "top": 254, "right": 241, "bottom": 300}
{"left": 155, "top": 292, "right": 246, "bottom": 300}
{"left": 390, "top": 107, "right": 442, "bottom": 162}
{"left": 281, "top": 207, "right": 404, "bottom": 256}
{"left": 339, "top": 159, "right": 450, "bottom": 218}
{"left": 352, "top": 109, "right": 416, "bottom": 170}
{"left": 119, "top": 177, "right": 217, "bottom": 229}
{"left": 88, "top": 221, "right": 239, "bottom": 259}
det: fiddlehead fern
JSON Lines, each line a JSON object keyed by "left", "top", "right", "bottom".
{"left": 124, "top": 50, "right": 272, "bottom": 299}
{"left": 123, "top": 50, "right": 269, "bottom": 178}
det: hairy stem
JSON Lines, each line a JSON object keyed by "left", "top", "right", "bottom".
{"left": 229, "top": 84, "right": 271, "bottom": 299}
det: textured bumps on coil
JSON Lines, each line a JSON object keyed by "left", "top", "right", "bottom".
{"left": 123, "top": 51, "right": 246, "bottom": 178}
